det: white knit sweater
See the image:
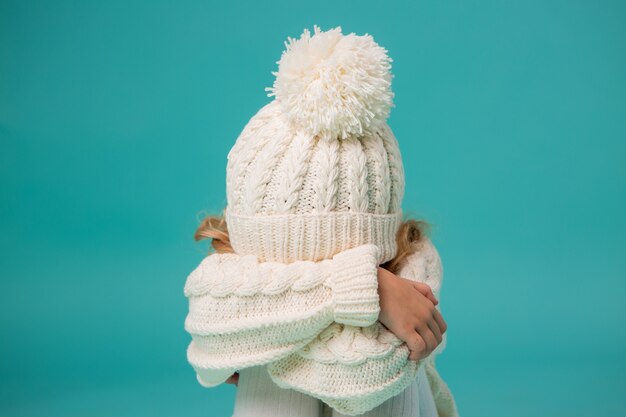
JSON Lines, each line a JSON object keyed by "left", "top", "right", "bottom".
{"left": 183, "top": 237, "right": 458, "bottom": 416}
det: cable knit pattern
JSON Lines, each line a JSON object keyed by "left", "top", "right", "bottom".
{"left": 185, "top": 25, "right": 458, "bottom": 417}
{"left": 265, "top": 237, "right": 455, "bottom": 416}
{"left": 183, "top": 237, "right": 458, "bottom": 416}
{"left": 184, "top": 243, "right": 381, "bottom": 387}
{"left": 224, "top": 28, "right": 404, "bottom": 263}
{"left": 224, "top": 99, "right": 405, "bottom": 264}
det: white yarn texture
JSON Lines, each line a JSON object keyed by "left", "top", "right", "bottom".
{"left": 226, "top": 26, "right": 404, "bottom": 265}
{"left": 266, "top": 25, "right": 394, "bottom": 142}
{"left": 225, "top": 99, "right": 405, "bottom": 264}
{"left": 183, "top": 237, "right": 458, "bottom": 416}
{"left": 185, "top": 25, "right": 458, "bottom": 416}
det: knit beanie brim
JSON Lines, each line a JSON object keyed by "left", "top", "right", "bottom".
{"left": 226, "top": 208, "right": 402, "bottom": 264}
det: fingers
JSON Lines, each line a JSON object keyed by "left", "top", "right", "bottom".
{"left": 407, "top": 327, "right": 438, "bottom": 361}
{"left": 412, "top": 282, "right": 438, "bottom": 305}
{"left": 417, "top": 322, "right": 438, "bottom": 354}
{"left": 408, "top": 301, "right": 444, "bottom": 360}
{"left": 406, "top": 332, "right": 426, "bottom": 361}
{"left": 428, "top": 317, "right": 442, "bottom": 344}
{"left": 432, "top": 307, "right": 447, "bottom": 334}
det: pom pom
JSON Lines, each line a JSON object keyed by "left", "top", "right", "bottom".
{"left": 265, "top": 25, "right": 394, "bottom": 141}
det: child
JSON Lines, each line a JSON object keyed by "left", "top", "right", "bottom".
{"left": 183, "top": 25, "right": 458, "bottom": 416}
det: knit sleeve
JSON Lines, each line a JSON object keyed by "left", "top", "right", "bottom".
{"left": 266, "top": 236, "right": 450, "bottom": 416}
{"left": 183, "top": 243, "right": 381, "bottom": 388}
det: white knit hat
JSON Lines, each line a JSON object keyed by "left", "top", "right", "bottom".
{"left": 225, "top": 25, "right": 405, "bottom": 264}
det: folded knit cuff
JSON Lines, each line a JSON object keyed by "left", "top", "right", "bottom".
{"left": 330, "top": 244, "right": 381, "bottom": 327}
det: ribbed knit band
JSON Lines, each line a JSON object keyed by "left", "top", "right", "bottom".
{"left": 225, "top": 208, "right": 402, "bottom": 264}
{"left": 330, "top": 244, "right": 381, "bottom": 327}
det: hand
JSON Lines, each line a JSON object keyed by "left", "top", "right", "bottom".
{"left": 225, "top": 372, "right": 239, "bottom": 386}
{"left": 377, "top": 267, "right": 447, "bottom": 361}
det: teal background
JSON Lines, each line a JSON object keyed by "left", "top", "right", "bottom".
{"left": 1, "top": 1, "right": 625, "bottom": 416}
